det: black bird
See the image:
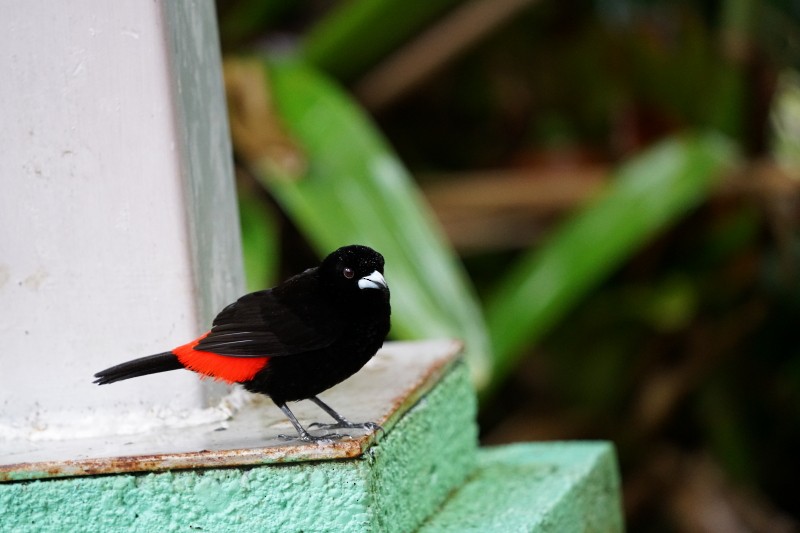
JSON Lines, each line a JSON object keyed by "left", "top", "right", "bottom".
{"left": 94, "top": 245, "right": 391, "bottom": 442}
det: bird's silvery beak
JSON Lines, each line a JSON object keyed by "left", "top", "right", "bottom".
{"left": 358, "top": 270, "right": 387, "bottom": 290}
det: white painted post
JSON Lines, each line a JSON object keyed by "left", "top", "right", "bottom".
{"left": 0, "top": 1, "right": 243, "bottom": 440}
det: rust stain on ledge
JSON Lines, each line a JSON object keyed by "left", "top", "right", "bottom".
{"left": 0, "top": 339, "right": 463, "bottom": 482}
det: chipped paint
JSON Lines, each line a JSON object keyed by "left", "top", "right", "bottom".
{"left": 0, "top": 358, "right": 478, "bottom": 533}
{"left": 0, "top": 339, "right": 462, "bottom": 482}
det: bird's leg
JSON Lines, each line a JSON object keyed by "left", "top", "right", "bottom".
{"left": 275, "top": 402, "right": 344, "bottom": 442}
{"left": 307, "top": 396, "right": 383, "bottom": 432}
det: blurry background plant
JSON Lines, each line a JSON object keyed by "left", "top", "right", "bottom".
{"left": 217, "top": 0, "right": 800, "bottom": 530}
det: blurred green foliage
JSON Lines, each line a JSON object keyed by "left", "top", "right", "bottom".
{"left": 485, "top": 134, "right": 735, "bottom": 390}
{"left": 238, "top": 188, "right": 280, "bottom": 292}
{"left": 218, "top": 0, "right": 800, "bottom": 529}
{"left": 300, "top": 0, "right": 461, "bottom": 81}
{"left": 243, "top": 58, "right": 493, "bottom": 385}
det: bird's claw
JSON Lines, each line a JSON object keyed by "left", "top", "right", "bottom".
{"left": 276, "top": 432, "right": 346, "bottom": 443}
{"left": 308, "top": 420, "right": 383, "bottom": 433}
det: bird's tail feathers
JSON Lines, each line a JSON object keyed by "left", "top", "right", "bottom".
{"left": 93, "top": 352, "right": 183, "bottom": 385}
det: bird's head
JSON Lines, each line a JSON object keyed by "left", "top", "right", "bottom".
{"left": 320, "top": 245, "right": 389, "bottom": 301}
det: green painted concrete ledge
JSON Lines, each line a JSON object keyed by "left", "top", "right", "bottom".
{"left": 1, "top": 357, "right": 476, "bottom": 532}
{"left": 421, "top": 442, "right": 623, "bottom": 532}
{"left": 0, "top": 341, "right": 623, "bottom": 532}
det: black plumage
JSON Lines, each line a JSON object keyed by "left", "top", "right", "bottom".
{"left": 94, "top": 245, "right": 391, "bottom": 441}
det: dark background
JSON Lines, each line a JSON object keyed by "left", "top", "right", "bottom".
{"left": 217, "top": 1, "right": 800, "bottom": 530}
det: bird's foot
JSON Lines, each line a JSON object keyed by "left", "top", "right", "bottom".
{"left": 309, "top": 420, "right": 383, "bottom": 433}
{"left": 276, "top": 432, "right": 346, "bottom": 443}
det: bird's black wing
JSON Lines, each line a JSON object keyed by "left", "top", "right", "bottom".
{"left": 195, "top": 271, "right": 342, "bottom": 357}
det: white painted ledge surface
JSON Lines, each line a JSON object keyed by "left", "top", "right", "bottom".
{"left": 0, "top": 340, "right": 462, "bottom": 481}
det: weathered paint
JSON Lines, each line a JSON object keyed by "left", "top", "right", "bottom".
{"left": 1, "top": 340, "right": 461, "bottom": 481}
{"left": 161, "top": 0, "right": 245, "bottom": 331}
{"left": 0, "top": 361, "right": 478, "bottom": 533}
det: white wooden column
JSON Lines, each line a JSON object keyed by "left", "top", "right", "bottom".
{"left": 0, "top": 1, "right": 244, "bottom": 440}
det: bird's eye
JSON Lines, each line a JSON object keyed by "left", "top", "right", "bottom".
{"left": 343, "top": 267, "right": 354, "bottom": 279}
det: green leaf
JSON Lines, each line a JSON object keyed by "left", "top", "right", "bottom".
{"left": 238, "top": 191, "right": 280, "bottom": 292}
{"left": 300, "top": 0, "right": 463, "bottom": 81}
{"left": 250, "top": 58, "right": 492, "bottom": 386}
{"left": 485, "top": 134, "right": 737, "bottom": 390}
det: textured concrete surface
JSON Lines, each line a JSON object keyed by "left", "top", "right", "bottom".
{"left": 419, "top": 441, "right": 624, "bottom": 532}
{"left": 0, "top": 362, "right": 477, "bottom": 533}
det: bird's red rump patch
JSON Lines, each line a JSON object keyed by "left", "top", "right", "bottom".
{"left": 173, "top": 334, "right": 269, "bottom": 384}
